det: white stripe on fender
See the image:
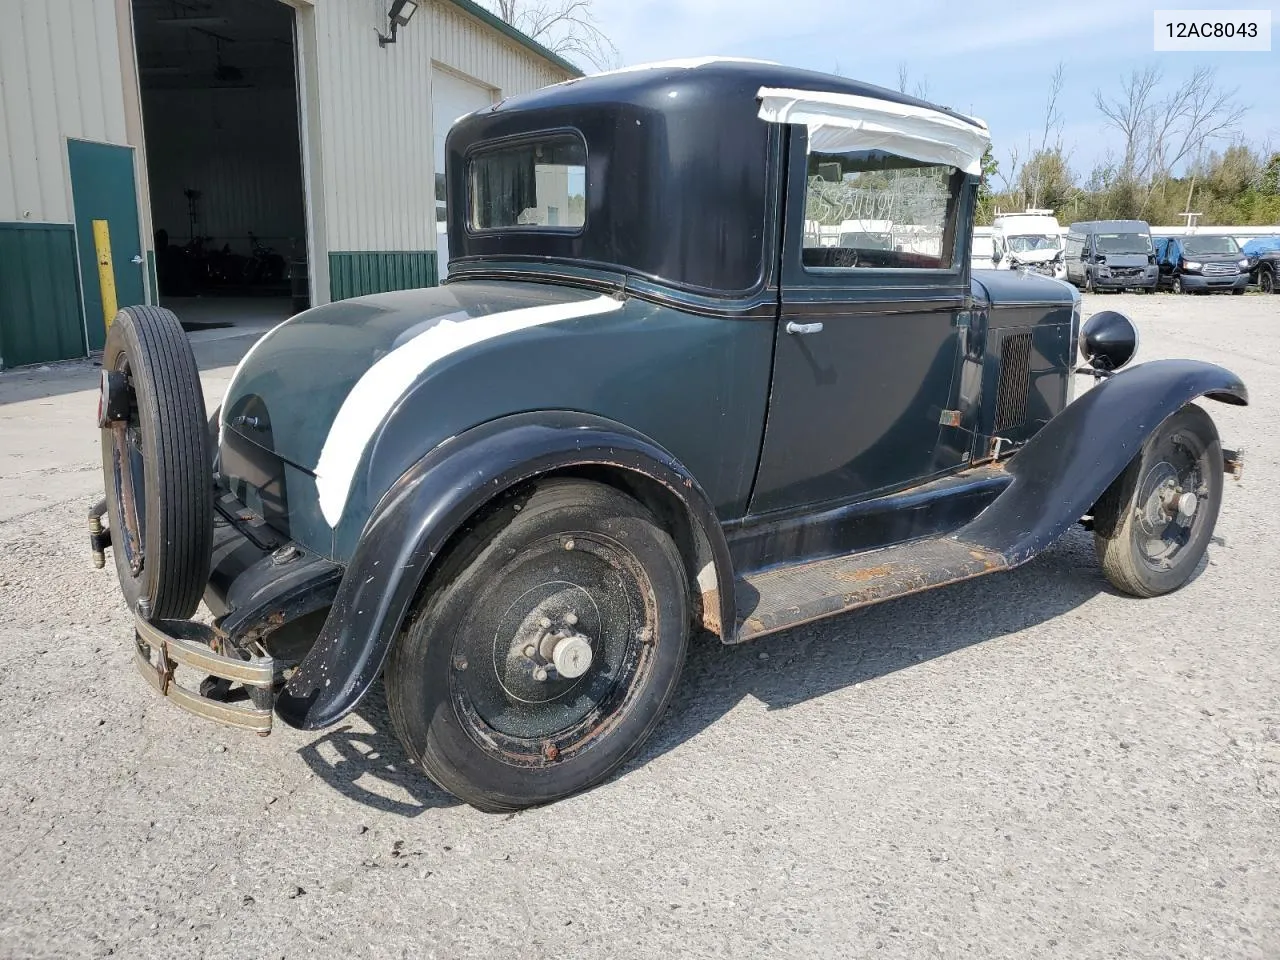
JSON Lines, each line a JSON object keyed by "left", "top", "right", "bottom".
{"left": 314, "top": 294, "right": 625, "bottom": 527}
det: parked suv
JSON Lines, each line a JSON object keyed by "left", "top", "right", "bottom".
{"left": 1154, "top": 235, "right": 1249, "bottom": 295}
{"left": 1242, "top": 236, "right": 1280, "bottom": 294}
{"left": 1065, "top": 220, "right": 1159, "bottom": 293}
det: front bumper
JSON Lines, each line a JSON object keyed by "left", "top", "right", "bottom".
{"left": 1095, "top": 272, "right": 1157, "bottom": 290}
{"left": 1178, "top": 273, "right": 1249, "bottom": 292}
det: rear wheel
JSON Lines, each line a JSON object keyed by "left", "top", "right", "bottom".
{"left": 1092, "top": 405, "right": 1223, "bottom": 598}
{"left": 386, "top": 479, "right": 690, "bottom": 812}
{"left": 99, "top": 306, "right": 213, "bottom": 618}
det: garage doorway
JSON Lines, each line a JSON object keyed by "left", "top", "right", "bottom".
{"left": 132, "top": 0, "right": 307, "bottom": 330}
{"left": 433, "top": 67, "right": 496, "bottom": 280}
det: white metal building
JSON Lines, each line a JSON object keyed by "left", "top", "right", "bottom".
{"left": 0, "top": 0, "right": 579, "bottom": 369}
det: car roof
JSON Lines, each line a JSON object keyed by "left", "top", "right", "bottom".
{"left": 1069, "top": 220, "right": 1151, "bottom": 233}
{"left": 488, "top": 57, "right": 985, "bottom": 131}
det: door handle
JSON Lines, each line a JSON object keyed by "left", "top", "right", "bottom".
{"left": 130, "top": 255, "right": 144, "bottom": 264}
{"left": 785, "top": 321, "right": 824, "bottom": 335}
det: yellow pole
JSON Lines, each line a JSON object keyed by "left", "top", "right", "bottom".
{"left": 92, "top": 219, "right": 118, "bottom": 332}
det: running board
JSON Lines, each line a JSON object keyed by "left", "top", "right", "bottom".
{"left": 733, "top": 537, "right": 1008, "bottom": 643}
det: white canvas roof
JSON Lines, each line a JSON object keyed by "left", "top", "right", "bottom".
{"left": 756, "top": 87, "right": 991, "bottom": 176}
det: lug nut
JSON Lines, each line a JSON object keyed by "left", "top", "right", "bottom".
{"left": 564, "top": 612, "right": 578, "bottom": 626}
{"left": 523, "top": 644, "right": 537, "bottom": 658}
{"left": 532, "top": 666, "right": 548, "bottom": 682}
{"left": 452, "top": 655, "right": 468, "bottom": 671}
{"left": 539, "top": 617, "right": 552, "bottom": 629}
{"left": 563, "top": 538, "right": 575, "bottom": 551}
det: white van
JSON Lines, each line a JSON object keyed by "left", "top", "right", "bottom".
{"left": 991, "top": 210, "right": 1066, "bottom": 280}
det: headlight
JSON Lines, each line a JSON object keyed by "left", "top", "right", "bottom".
{"left": 1097, "top": 265, "right": 1111, "bottom": 275}
{"left": 1184, "top": 260, "right": 1202, "bottom": 271}
{"left": 1238, "top": 259, "right": 1250, "bottom": 269}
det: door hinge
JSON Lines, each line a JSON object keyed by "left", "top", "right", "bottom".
{"left": 939, "top": 409, "right": 963, "bottom": 427}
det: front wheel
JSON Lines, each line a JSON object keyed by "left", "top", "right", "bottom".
{"left": 1261, "top": 269, "right": 1276, "bottom": 295}
{"left": 1172, "top": 276, "right": 1184, "bottom": 295}
{"left": 386, "top": 479, "right": 690, "bottom": 812}
{"left": 1084, "top": 272, "right": 1095, "bottom": 293}
{"left": 1091, "top": 404, "right": 1224, "bottom": 598}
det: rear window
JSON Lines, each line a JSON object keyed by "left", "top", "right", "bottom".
{"left": 469, "top": 133, "right": 586, "bottom": 231}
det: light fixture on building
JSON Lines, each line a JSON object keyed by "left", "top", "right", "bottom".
{"left": 377, "top": 0, "right": 419, "bottom": 47}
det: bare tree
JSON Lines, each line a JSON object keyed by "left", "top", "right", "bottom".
{"left": 1094, "top": 66, "right": 1161, "bottom": 181}
{"left": 1095, "top": 66, "right": 1246, "bottom": 188}
{"left": 1024, "top": 62, "right": 1066, "bottom": 209}
{"left": 896, "top": 62, "right": 929, "bottom": 100}
{"left": 483, "top": 0, "right": 619, "bottom": 71}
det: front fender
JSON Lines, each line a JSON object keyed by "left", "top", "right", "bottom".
{"left": 961, "top": 359, "right": 1247, "bottom": 564}
{"left": 274, "top": 411, "right": 735, "bottom": 731}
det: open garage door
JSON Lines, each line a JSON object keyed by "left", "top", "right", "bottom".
{"left": 133, "top": 0, "right": 307, "bottom": 329}
{"left": 433, "top": 68, "right": 495, "bottom": 280}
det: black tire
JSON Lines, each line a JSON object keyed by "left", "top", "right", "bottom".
{"left": 1084, "top": 272, "right": 1095, "bottom": 293}
{"left": 100, "top": 305, "right": 213, "bottom": 619}
{"left": 1231, "top": 287, "right": 1245, "bottom": 296}
{"left": 1261, "top": 269, "right": 1276, "bottom": 295}
{"left": 1091, "top": 404, "right": 1223, "bottom": 598}
{"left": 1172, "top": 276, "right": 1184, "bottom": 295}
{"left": 386, "top": 479, "right": 690, "bottom": 812}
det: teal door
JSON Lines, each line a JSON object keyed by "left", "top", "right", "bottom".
{"left": 67, "top": 139, "right": 146, "bottom": 351}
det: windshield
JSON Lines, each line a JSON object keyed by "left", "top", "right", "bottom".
{"left": 1007, "top": 234, "right": 1061, "bottom": 253}
{"left": 1243, "top": 236, "right": 1280, "bottom": 255}
{"left": 1183, "top": 236, "right": 1240, "bottom": 256}
{"left": 1096, "top": 233, "right": 1151, "bottom": 255}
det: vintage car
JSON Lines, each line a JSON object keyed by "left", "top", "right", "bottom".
{"left": 90, "top": 59, "right": 1247, "bottom": 812}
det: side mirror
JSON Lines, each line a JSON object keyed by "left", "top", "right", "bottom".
{"left": 1079, "top": 310, "right": 1139, "bottom": 374}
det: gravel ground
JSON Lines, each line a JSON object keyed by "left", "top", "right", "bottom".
{"left": 0, "top": 293, "right": 1277, "bottom": 959}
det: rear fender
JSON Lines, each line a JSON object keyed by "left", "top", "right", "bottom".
{"left": 274, "top": 411, "right": 734, "bottom": 731}
{"left": 961, "top": 359, "right": 1247, "bottom": 563}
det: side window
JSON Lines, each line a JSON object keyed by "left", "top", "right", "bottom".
{"left": 802, "top": 149, "right": 961, "bottom": 271}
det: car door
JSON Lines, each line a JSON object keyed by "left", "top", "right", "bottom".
{"left": 1154, "top": 238, "right": 1170, "bottom": 285}
{"left": 750, "top": 133, "right": 968, "bottom": 514}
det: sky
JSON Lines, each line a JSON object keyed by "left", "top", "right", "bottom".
{"left": 585, "top": 0, "right": 1279, "bottom": 183}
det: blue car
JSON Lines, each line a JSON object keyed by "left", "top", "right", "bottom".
{"left": 1153, "top": 235, "right": 1250, "bottom": 295}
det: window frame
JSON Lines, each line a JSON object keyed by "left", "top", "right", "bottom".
{"left": 463, "top": 127, "right": 589, "bottom": 238}
{"left": 790, "top": 132, "right": 968, "bottom": 282}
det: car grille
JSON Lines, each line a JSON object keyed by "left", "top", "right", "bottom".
{"left": 1110, "top": 267, "right": 1143, "bottom": 278}
{"left": 1203, "top": 262, "right": 1236, "bottom": 276}
{"left": 994, "top": 331, "right": 1033, "bottom": 432}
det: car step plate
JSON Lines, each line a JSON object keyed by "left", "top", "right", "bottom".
{"left": 733, "top": 537, "right": 1008, "bottom": 643}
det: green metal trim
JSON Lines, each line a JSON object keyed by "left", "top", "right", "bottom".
{"left": 444, "top": 0, "right": 584, "bottom": 78}
{"left": 0, "top": 222, "right": 87, "bottom": 370}
{"left": 328, "top": 251, "right": 439, "bottom": 301}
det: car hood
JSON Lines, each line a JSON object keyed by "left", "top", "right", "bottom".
{"left": 220, "top": 281, "right": 618, "bottom": 476}
{"left": 1006, "top": 248, "right": 1060, "bottom": 264}
{"left": 971, "top": 269, "right": 1076, "bottom": 305}
{"left": 1184, "top": 253, "right": 1242, "bottom": 263}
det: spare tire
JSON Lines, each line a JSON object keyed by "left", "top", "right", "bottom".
{"left": 99, "top": 305, "right": 213, "bottom": 619}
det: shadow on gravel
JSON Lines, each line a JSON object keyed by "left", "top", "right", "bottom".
{"left": 297, "top": 682, "right": 461, "bottom": 816}
{"left": 292, "top": 527, "right": 1222, "bottom": 815}
{"left": 294, "top": 532, "right": 1111, "bottom": 816}
{"left": 635, "top": 530, "right": 1108, "bottom": 769}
